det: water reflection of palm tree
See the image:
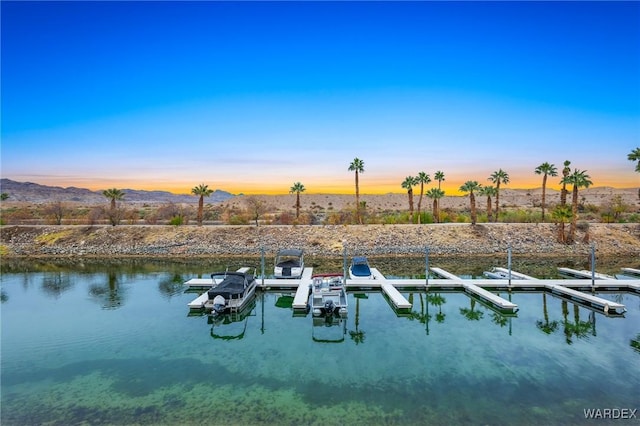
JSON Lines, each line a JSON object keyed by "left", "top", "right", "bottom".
{"left": 460, "top": 299, "right": 484, "bottom": 321}
{"left": 569, "top": 304, "right": 592, "bottom": 339}
{"left": 158, "top": 273, "right": 185, "bottom": 298}
{"left": 536, "top": 293, "right": 559, "bottom": 335}
{"left": 562, "top": 301, "right": 593, "bottom": 344}
{"left": 491, "top": 312, "right": 508, "bottom": 327}
{"left": 562, "top": 300, "right": 573, "bottom": 344}
{"left": 349, "top": 296, "right": 365, "bottom": 345}
{"left": 427, "top": 293, "right": 447, "bottom": 324}
{"left": 630, "top": 334, "right": 640, "bottom": 353}
{"left": 42, "top": 272, "right": 73, "bottom": 298}
{"left": 89, "top": 270, "right": 125, "bottom": 309}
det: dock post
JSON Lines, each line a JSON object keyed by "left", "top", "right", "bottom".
{"left": 425, "top": 246, "right": 430, "bottom": 289}
{"left": 590, "top": 244, "right": 596, "bottom": 290}
{"left": 343, "top": 243, "right": 348, "bottom": 282}
{"left": 507, "top": 244, "right": 512, "bottom": 289}
{"left": 261, "top": 246, "right": 265, "bottom": 287}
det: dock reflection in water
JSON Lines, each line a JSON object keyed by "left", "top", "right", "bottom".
{"left": 1, "top": 259, "right": 639, "bottom": 426}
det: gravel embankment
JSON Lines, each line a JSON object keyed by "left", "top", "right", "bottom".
{"left": 1, "top": 223, "right": 639, "bottom": 258}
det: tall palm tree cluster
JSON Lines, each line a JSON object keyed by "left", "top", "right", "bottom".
{"left": 97, "top": 149, "right": 637, "bottom": 229}
{"left": 400, "top": 170, "right": 446, "bottom": 223}
{"left": 453, "top": 169, "right": 508, "bottom": 225}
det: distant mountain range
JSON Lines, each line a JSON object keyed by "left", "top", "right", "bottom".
{"left": 0, "top": 179, "right": 234, "bottom": 204}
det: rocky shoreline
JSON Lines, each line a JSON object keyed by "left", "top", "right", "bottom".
{"left": 1, "top": 223, "right": 639, "bottom": 258}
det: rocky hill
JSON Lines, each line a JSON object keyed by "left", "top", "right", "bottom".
{"left": 0, "top": 179, "right": 234, "bottom": 205}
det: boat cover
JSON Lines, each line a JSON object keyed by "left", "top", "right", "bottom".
{"left": 350, "top": 257, "right": 371, "bottom": 277}
{"left": 208, "top": 273, "right": 254, "bottom": 300}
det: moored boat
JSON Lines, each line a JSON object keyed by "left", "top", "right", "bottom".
{"left": 349, "top": 256, "right": 373, "bottom": 280}
{"left": 274, "top": 248, "right": 304, "bottom": 278}
{"left": 206, "top": 272, "right": 257, "bottom": 315}
{"left": 309, "top": 273, "right": 348, "bottom": 317}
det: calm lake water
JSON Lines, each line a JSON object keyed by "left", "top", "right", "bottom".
{"left": 1, "top": 256, "right": 639, "bottom": 425}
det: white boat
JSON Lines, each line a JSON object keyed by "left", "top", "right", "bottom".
{"left": 309, "top": 273, "right": 348, "bottom": 317}
{"left": 483, "top": 268, "right": 522, "bottom": 280}
{"left": 349, "top": 256, "right": 373, "bottom": 280}
{"left": 274, "top": 249, "right": 304, "bottom": 278}
{"left": 206, "top": 272, "right": 257, "bottom": 315}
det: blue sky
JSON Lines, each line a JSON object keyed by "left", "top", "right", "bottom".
{"left": 2, "top": 1, "right": 639, "bottom": 194}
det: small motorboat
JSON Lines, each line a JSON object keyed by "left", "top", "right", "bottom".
{"left": 483, "top": 268, "right": 515, "bottom": 279}
{"left": 206, "top": 272, "right": 257, "bottom": 315}
{"left": 274, "top": 248, "right": 304, "bottom": 279}
{"left": 349, "top": 256, "right": 373, "bottom": 280}
{"left": 308, "top": 273, "right": 348, "bottom": 317}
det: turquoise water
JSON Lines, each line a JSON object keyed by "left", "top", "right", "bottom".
{"left": 1, "top": 258, "right": 639, "bottom": 425}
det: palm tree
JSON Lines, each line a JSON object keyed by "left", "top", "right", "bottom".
{"left": 561, "top": 169, "right": 592, "bottom": 243}
{"left": 401, "top": 176, "right": 418, "bottom": 223}
{"left": 459, "top": 180, "right": 481, "bottom": 225}
{"left": 426, "top": 188, "right": 445, "bottom": 223}
{"left": 191, "top": 183, "right": 214, "bottom": 226}
{"left": 560, "top": 160, "right": 571, "bottom": 206}
{"left": 628, "top": 147, "right": 640, "bottom": 172}
{"left": 551, "top": 204, "right": 572, "bottom": 243}
{"left": 348, "top": 158, "right": 365, "bottom": 224}
{"left": 415, "top": 172, "right": 431, "bottom": 224}
{"left": 289, "top": 182, "right": 306, "bottom": 219}
{"left": 479, "top": 185, "right": 497, "bottom": 223}
{"left": 628, "top": 148, "right": 640, "bottom": 200}
{"left": 488, "top": 169, "right": 509, "bottom": 222}
{"left": 434, "top": 170, "right": 445, "bottom": 190}
{"left": 534, "top": 162, "right": 558, "bottom": 222}
{"left": 102, "top": 188, "right": 125, "bottom": 226}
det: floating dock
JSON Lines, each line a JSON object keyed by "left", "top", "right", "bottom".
{"left": 558, "top": 267, "right": 615, "bottom": 280}
{"left": 291, "top": 267, "right": 314, "bottom": 310}
{"left": 186, "top": 263, "right": 638, "bottom": 317}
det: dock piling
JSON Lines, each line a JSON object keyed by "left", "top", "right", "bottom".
{"left": 261, "top": 246, "right": 265, "bottom": 287}
{"left": 425, "top": 246, "right": 430, "bottom": 289}
{"left": 507, "top": 244, "right": 512, "bottom": 289}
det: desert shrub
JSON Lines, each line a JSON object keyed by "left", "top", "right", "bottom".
{"left": 87, "top": 207, "right": 105, "bottom": 225}
{"left": 600, "top": 212, "right": 615, "bottom": 223}
{"left": 169, "top": 215, "right": 184, "bottom": 226}
{"left": 273, "top": 211, "right": 295, "bottom": 225}
{"left": 228, "top": 214, "right": 248, "bottom": 225}
{"left": 627, "top": 213, "right": 640, "bottom": 223}
{"left": 417, "top": 211, "right": 434, "bottom": 224}
{"left": 499, "top": 209, "right": 541, "bottom": 223}
{"left": 324, "top": 210, "right": 353, "bottom": 225}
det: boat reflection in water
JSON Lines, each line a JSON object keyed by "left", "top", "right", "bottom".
{"left": 208, "top": 297, "right": 257, "bottom": 340}
{"left": 312, "top": 315, "right": 347, "bottom": 343}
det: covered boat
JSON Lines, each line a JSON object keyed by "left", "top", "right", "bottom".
{"left": 309, "top": 273, "right": 348, "bottom": 317}
{"left": 274, "top": 248, "right": 304, "bottom": 278}
{"left": 206, "top": 272, "right": 257, "bottom": 315}
{"left": 349, "top": 256, "right": 373, "bottom": 280}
